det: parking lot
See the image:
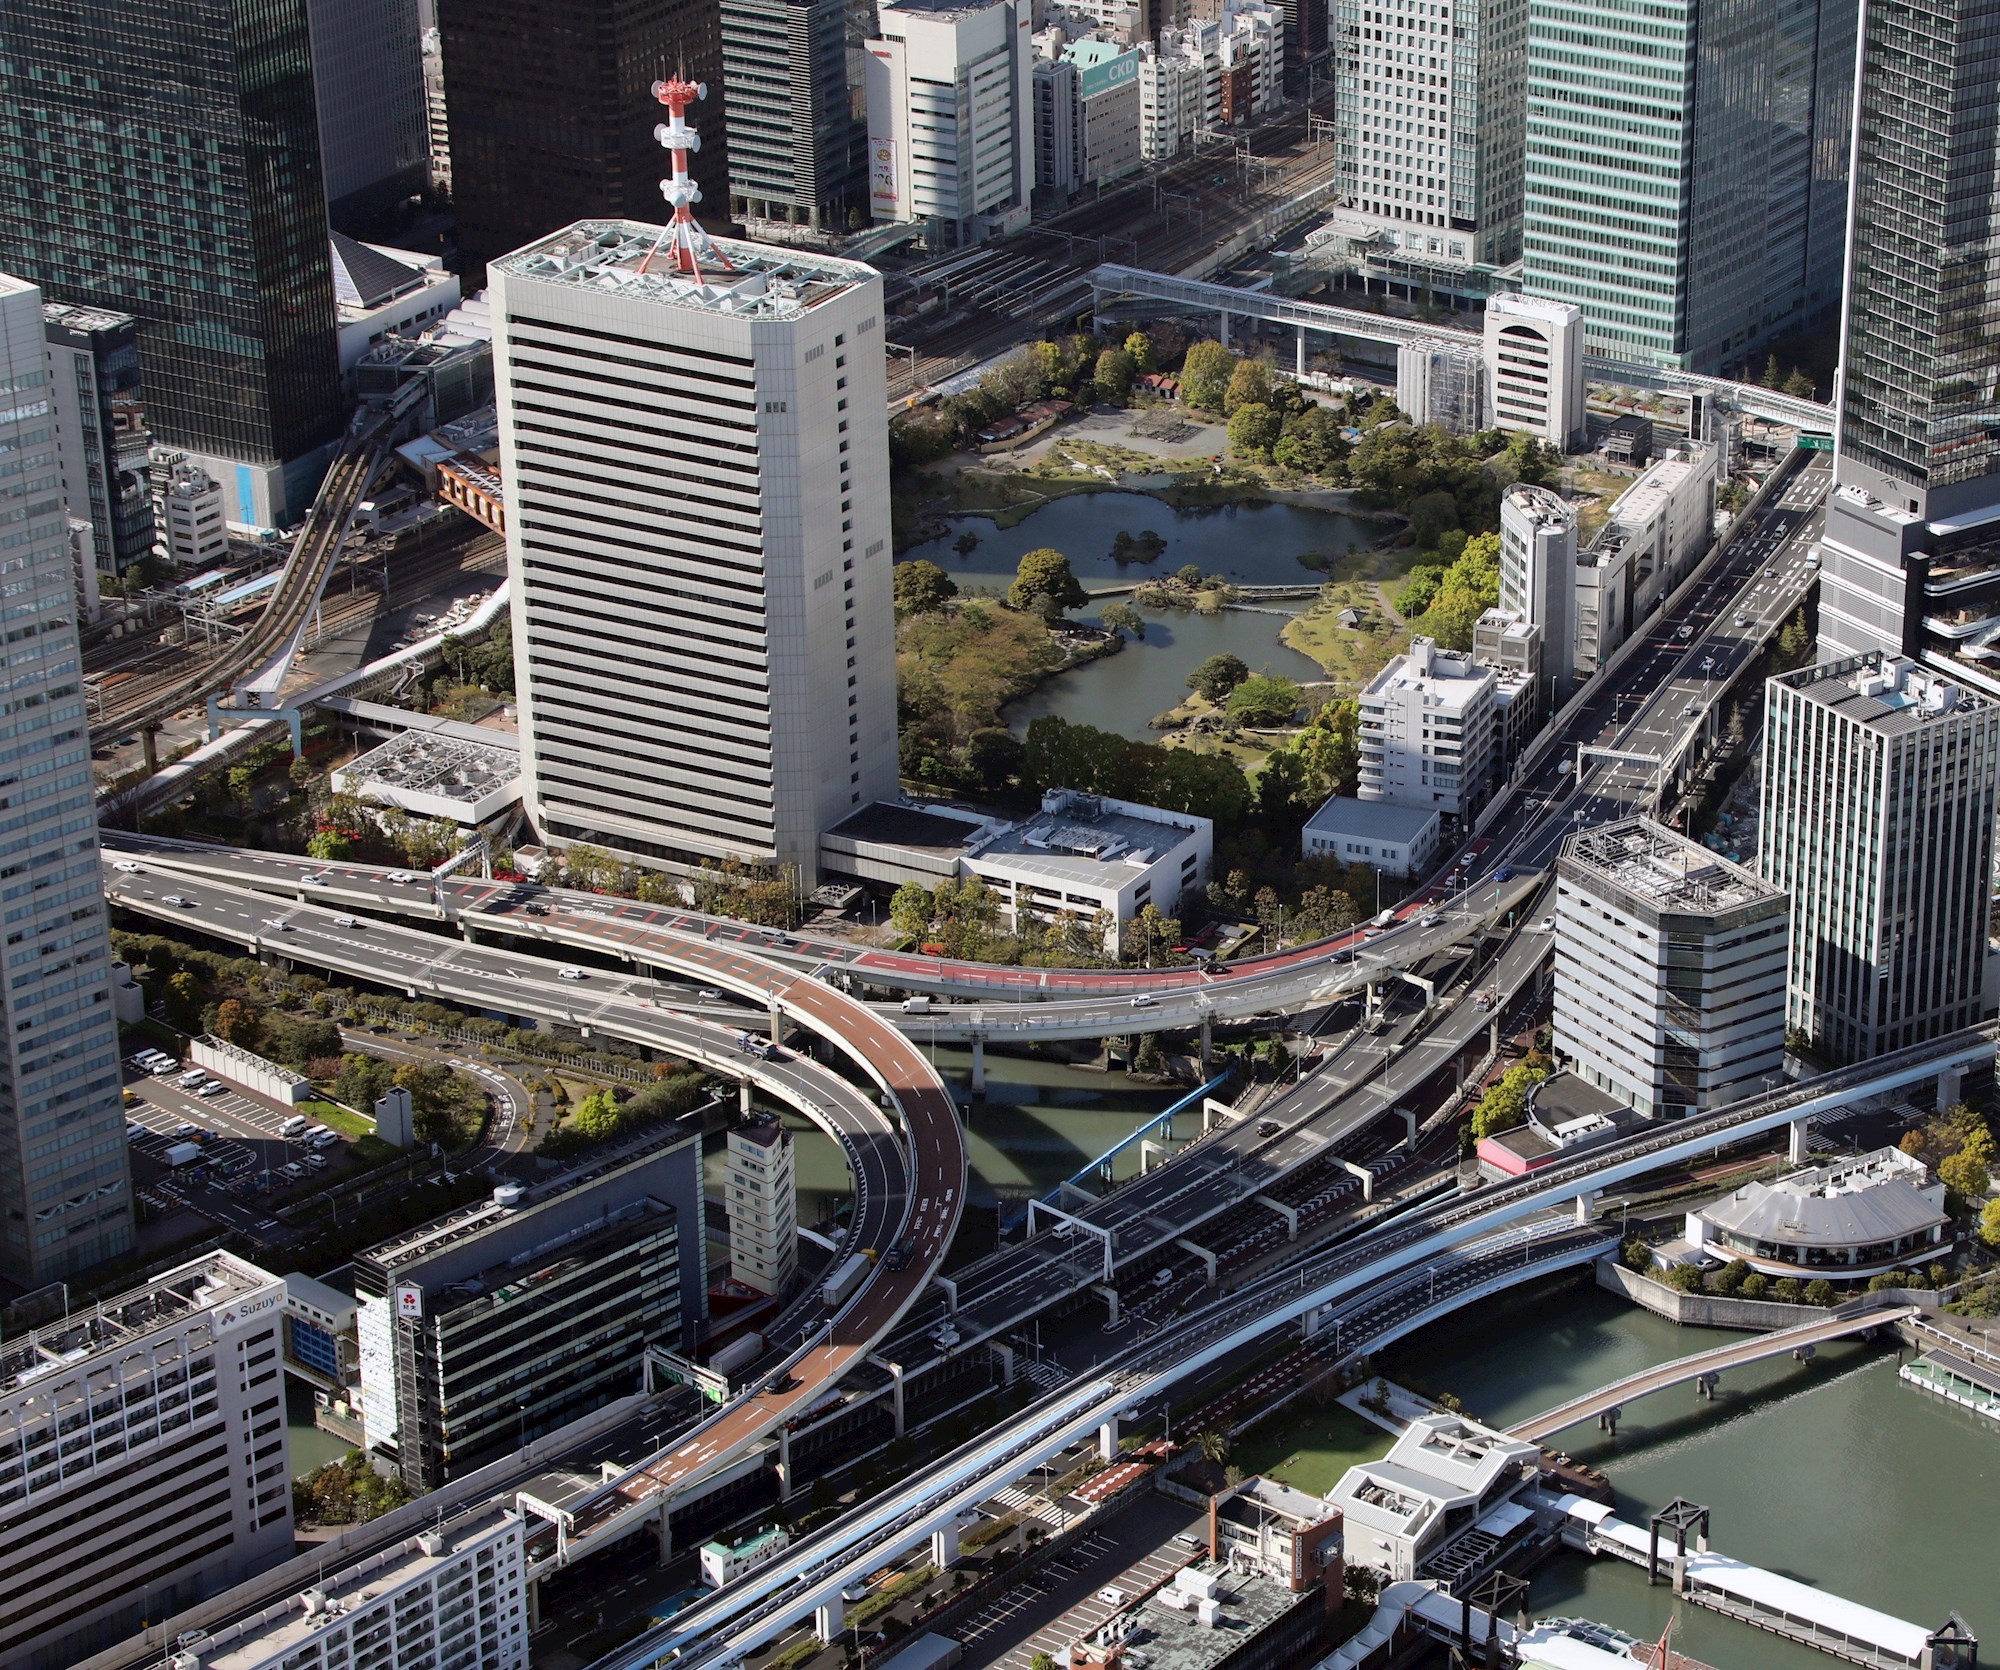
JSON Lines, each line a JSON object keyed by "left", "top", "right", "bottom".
{"left": 122, "top": 1049, "right": 364, "bottom": 1247}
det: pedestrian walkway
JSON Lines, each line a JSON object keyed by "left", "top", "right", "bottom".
{"left": 991, "top": 1485, "right": 1066, "bottom": 1527}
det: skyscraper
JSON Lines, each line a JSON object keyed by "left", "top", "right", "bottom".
{"left": 43, "top": 303, "right": 152, "bottom": 597}
{"left": 722, "top": 0, "right": 868, "bottom": 231}
{"left": 1760, "top": 654, "right": 2000, "bottom": 1062}
{"left": 306, "top": 0, "right": 432, "bottom": 238}
{"left": 1520, "top": 0, "right": 1854, "bottom": 371}
{"left": 0, "top": 0, "right": 343, "bottom": 529}
{"left": 1333, "top": 0, "right": 1528, "bottom": 269}
{"left": 490, "top": 212, "right": 898, "bottom": 882}
{"left": 438, "top": 0, "right": 732, "bottom": 275}
{"left": 0, "top": 275, "right": 133, "bottom": 1286}
{"left": 1817, "top": 0, "right": 2000, "bottom": 664}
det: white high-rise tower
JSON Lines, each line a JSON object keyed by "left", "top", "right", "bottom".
{"left": 489, "top": 102, "right": 898, "bottom": 883}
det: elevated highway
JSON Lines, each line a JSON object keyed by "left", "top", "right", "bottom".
{"left": 105, "top": 861, "right": 966, "bottom": 1509}
{"left": 598, "top": 1025, "right": 1994, "bottom": 1669}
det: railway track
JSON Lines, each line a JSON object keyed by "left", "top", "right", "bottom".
{"left": 87, "top": 424, "right": 388, "bottom": 745}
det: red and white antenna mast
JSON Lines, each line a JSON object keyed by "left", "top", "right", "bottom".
{"left": 640, "top": 75, "right": 731, "bottom": 278}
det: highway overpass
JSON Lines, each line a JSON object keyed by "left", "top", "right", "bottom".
{"left": 106, "top": 860, "right": 966, "bottom": 1511}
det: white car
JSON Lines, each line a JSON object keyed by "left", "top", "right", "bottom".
{"left": 1536, "top": 916, "right": 1556, "bottom": 932}
{"left": 261, "top": 918, "right": 291, "bottom": 932}
{"left": 386, "top": 870, "right": 417, "bottom": 884}
{"left": 333, "top": 915, "right": 361, "bottom": 928}
{"left": 113, "top": 860, "right": 141, "bottom": 873}
{"left": 197, "top": 1081, "right": 227, "bottom": 1098}
{"left": 301, "top": 872, "right": 326, "bottom": 885}
{"left": 162, "top": 895, "right": 191, "bottom": 908}
{"left": 557, "top": 966, "right": 586, "bottom": 981}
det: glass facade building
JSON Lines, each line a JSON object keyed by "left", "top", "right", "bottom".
{"left": 0, "top": 276, "right": 133, "bottom": 1287}
{"left": 0, "top": 0, "right": 343, "bottom": 523}
{"left": 721, "top": 0, "right": 868, "bottom": 232}
{"left": 437, "top": 0, "right": 732, "bottom": 276}
{"left": 1521, "top": 0, "right": 1852, "bottom": 371}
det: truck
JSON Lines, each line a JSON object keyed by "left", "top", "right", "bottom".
{"left": 1371, "top": 909, "right": 1397, "bottom": 929}
{"left": 162, "top": 1141, "right": 203, "bottom": 1168}
{"left": 707, "top": 1332, "right": 765, "bottom": 1379}
{"left": 822, "top": 1250, "right": 875, "bottom": 1308}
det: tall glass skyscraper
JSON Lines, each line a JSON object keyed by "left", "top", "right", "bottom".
{"left": 1521, "top": 0, "right": 1853, "bottom": 371}
{"left": 0, "top": 0, "right": 343, "bottom": 530}
{"left": 0, "top": 275, "right": 133, "bottom": 1286}
{"left": 1817, "top": 0, "right": 2000, "bottom": 663}
{"left": 721, "top": 0, "right": 867, "bottom": 232}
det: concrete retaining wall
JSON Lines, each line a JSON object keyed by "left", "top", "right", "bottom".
{"left": 1597, "top": 1258, "right": 1942, "bottom": 1329}
{"left": 192, "top": 1035, "right": 311, "bottom": 1105}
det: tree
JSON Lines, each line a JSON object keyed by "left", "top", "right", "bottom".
{"left": 1741, "top": 1272, "right": 1770, "bottom": 1299}
{"left": 1031, "top": 1654, "right": 1057, "bottom": 1670}
{"left": 1762, "top": 353, "right": 1783, "bottom": 389}
{"left": 1665, "top": 1262, "right": 1706, "bottom": 1293}
{"left": 1256, "top": 747, "right": 1308, "bottom": 826}
{"left": 1197, "top": 1429, "right": 1229, "bottom": 1465}
{"left": 1940, "top": 1145, "right": 1993, "bottom": 1202}
{"left": 1226, "top": 402, "right": 1281, "bottom": 460}
{"left": 961, "top": 727, "right": 1023, "bottom": 793}
{"left": 1418, "top": 530, "right": 1502, "bottom": 651}
{"left": 1783, "top": 369, "right": 1816, "bottom": 399}
{"left": 1188, "top": 653, "right": 1250, "bottom": 702}
{"left": 1772, "top": 1277, "right": 1804, "bottom": 1304}
{"left": 894, "top": 560, "right": 958, "bottom": 616}
{"left": 1225, "top": 674, "right": 1302, "bottom": 728}
{"left": 439, "top": 632, "right": 471, "bottom": 682}
{"left": 213, "top": 998, "right": 261, "bottom": 1048}
{"left": 1131, "top": 1031, "right": 1168, "bottom": 1077}
{"left": 1286, "top": 698, "right": 1361, "bottom": 799}
{"left": 1711, "top": 1258, "right": 1751, "bottom": 1296}
{"left": 288, "top": 755, "right": 315, "bottom": 790}
{"left": 1979, "top": 1198, "right": 2000, "bottom": 1248}
{"left": 571, "top": 1088, "right": 623, "bottom": 1141}
{"left": 1470, "top": 1062, "right": 1547, "bottom": 1139}
{"left": 1804, "top": 1278, "right": 1836, "bottom": 1307}
{"left": 1407, "top": 489, "right": 1460, "bottom": 548}
{"left": 1093, "top": 347, "right": 1135, "bottom": 404}
{"left": 164, "top": 970, "right": 204, "bottom": 1029}
{"left": 1008, "top": 547, "right": 1088, "bottom": 617}
{"left": 1224, "top": 358, "right": 1272, "bottom": 416}
{"left": 1100, "top": 601, "right": 1146, "bottom": 639}
{"left": 1622, "top": 1237, "right": 1653, "bottom": 1273}
{"left": 1180, "top": 341, "right": 1235, "bottom": 411}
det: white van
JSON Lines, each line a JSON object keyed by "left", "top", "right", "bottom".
{"left": 279, "top": 1115, "right": 310, "bottom": 1139}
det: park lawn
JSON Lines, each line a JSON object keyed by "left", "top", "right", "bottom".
{"left": 899, "top": 602, "right": 1066, "bottom": 732}
{"left": 1282, "top": 582, "right": 1413, "bottom": 688}
{"left": 1227, "top": 1400, "right": 1394, "bottom": 1497}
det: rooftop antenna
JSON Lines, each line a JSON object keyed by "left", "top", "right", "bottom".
{"left": 640, "top": 74, "right": 731, "bottom": 279}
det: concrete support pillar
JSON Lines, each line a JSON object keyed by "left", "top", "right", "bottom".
{"left": 970, "top": 1038, "right": 986, "bottom": 1097}
{"left": 1937, "top": 1064, "right": 1964, "bottom": 1113}
{"left": 739, "top": 1079, "right": 753, "bottom": 1115}
{"left": 933, "top": 1523, "right": 961, "bottom": 1568}
{"left": 1788, "top": 1117, "right": 1810, "bottom": 1165}
{"left": 656, "top": 1504, "right": 673, "bottom": 1563}
{"left": 1299, "top": 1304, "right": 1323, "bottom": 1339}
{"left": 1255, "top": 1194, "right": 1299, "bottom": 1238}
{"left": 1400, "top": 1106, "right": 1418, "bottom": 1151}
{"left": 1202, "top": 1097, "right": 1234, "bottom": 1134}
{"left": 1098, "top": 1415, "right": 1119, "bottom": 1460}
{"left": 890, "top": 1363, "right": 906, "bottom": 1436}
{"left": 1575, "top": 1189, "right": 1596, "bottom": 1227}
{"left": 141, "top": 727, "right": 159, "bottom": 773}
{"left": 526, "top": 1575, "right": 541, "bottom": 1632}
{"left": 1334, "top": 1156, "right": 1374, "bottom": 1202}
{"left": 1175, "top": 1237, "right": 1218, "bottom": 1283}
{"left": 991, "top": 1340, "right": 1017, "bottom": 1385}
{"left": 777, "top": 1426, "right": 795, "bottom": 1501}
{"left": 1140, "top": 1138, "right": 1172, "bottom": 1173}
{"left": 933, "top": 1274, "right": 958, "bottom": 1314}
{"left": 1093, "top": 1282, "right": 1121, "bottom": 1323}
{"left": 1199, "top": 1014, "right": 1212, "bottom": 1068}
{"left": 1488, "top": 1017, "right": 1501, "bottom": 1055}
{"left": 1296, "top": 326, "right": 1307, "bottom": 377}
{"left": 1218, "top": 310, "right": 1230, "bottom": 348}
{"left": 814, "top": 1597, "right": 845, "bottom": 1643}
{"left": 769, "top": 1003, "right": 783, "bottom": 1046}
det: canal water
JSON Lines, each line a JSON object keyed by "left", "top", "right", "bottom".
{"left": 900, "top": 492, "right": 1363, "bottom": 739}
{"left": 1387, "top": 1281, "right": 1999, "bottom": 1669}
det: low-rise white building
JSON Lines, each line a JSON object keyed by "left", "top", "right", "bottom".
{"left": 1329, "top": 1412, "right": 1542, "bottom": 1583}
{"left": 188, "top": 1505, "right": 527, "bottom": 1670}
{"left": 1484, "top": 294, "right": 1585, "bottom": 451}
{"left": 1301, "top": 795, "right": 1442, "bottom": 877}
{"left": 331, "top": 722, "right": 523, "bottom": 825}
{"left": 1594, "top": 443, "right": 1718, "bottom": 624}
{"left": 153, "top": 451, "right": 229, "bottom": 570}
{"left": 1555, "top": 817, "right": 1788, "bottom": 1119}
{"left": 700, "top": 1525, "right": 791, "bottom": 1588}
{"left": 1135, "top": 6, "right": 1281, "bottom": 160}
{"left": 823, "top": 789, "right": 1211, "bottom": 954}
{"left": 1472, "top": 610, "right": 1543, "bottom": 766}
{"left": 330, "top": 233, "right": 461, "bottom": 375}
{"left": 1685, "top": 1147, "right": 1952, "bottom": 1281}
{"left": 1357, "top": 636, "right": 1498, "bottom": 820}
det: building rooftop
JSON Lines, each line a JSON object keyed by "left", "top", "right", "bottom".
{"left": 330, "top": 233, "right": 439, "bottom": 312}
{"left": 825, "top": 800, "right": 991, "bottom": 856}
{"left": 1774, "top": 651, "right": 1993, "bottom": 735}
{"left": 1330, "top": 1412, "right": 1538, "bottom": 1537}
{"left": 1604, "top": 447, "right": 1707, "bottom": 530}
{"left": 43, "top": 299, "right": 135, "bottom": 334}
{"left": 336, "top": 727, "right": 522, "bottom": 809}
{"left": 197, "top": 1506, "right": 520, "bottom": 1670}
{"left": 1560, "top": 816, "right": 1783, "bottom": 917}
{"left": 1504, "top": 483, "right": 1574, "bottom": 529}
{"left": 967, "top": 790, "right": 1203, "bottom": 884}
{"left": 1303, "top": 795, "right": 1441, "bottom": 841}
{"left": 1364, "top": 636, "right": 1495, "bottom": 707}
{"left": 1699, "top": 1146, "right": 1947, "bottom": 1248}
{"left": 1097, "top": 1561, "right": 1304, "bottom": 1670}
{"left": 497, "top": 220, "right": 876, "bottom": 319}
{"left": 1, "top": 1252, "right": 277, "bottom": 1397}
